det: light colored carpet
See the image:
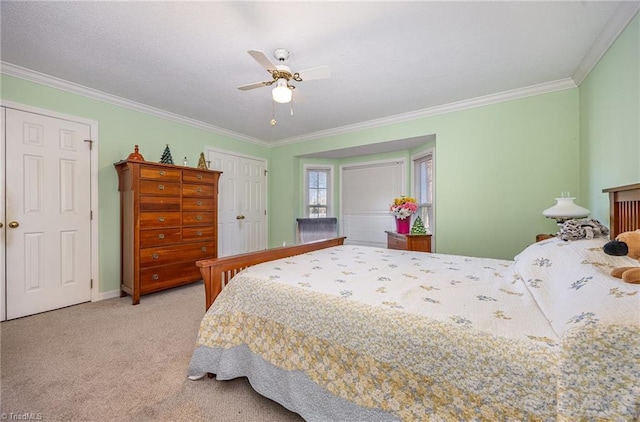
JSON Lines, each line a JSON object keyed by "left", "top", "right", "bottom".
{"left": 0, "top": 282, "right": 304, "bottom": 421}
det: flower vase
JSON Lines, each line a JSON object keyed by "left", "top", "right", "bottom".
{"left": 396, "top": 217, "right": 411, "bottom": 234}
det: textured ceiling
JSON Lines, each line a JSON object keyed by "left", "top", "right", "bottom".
{"left": 1, "top": 1, "right": 638, "bottom": 146}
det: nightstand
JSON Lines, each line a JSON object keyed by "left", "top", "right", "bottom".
{"left": 386, "top": 231, "right": 432, "bottom": 252}
{"left": 535, "top": 234, "right": 556, "bottom": 242}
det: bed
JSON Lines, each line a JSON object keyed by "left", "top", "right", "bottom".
{"left": 188, "top": 184, "right": 640, "bottom": 421}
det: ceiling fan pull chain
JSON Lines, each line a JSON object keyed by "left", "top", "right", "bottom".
{"left": 270, "top": 100, "right": 277, "bottom": 126}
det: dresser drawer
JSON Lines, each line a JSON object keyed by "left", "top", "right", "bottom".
{"left": 387, "top": 234, "right": 408, "bottom": 250}
{"left": 139, "top": 195, "right": 180, "bottom": 212}
{"left": 139, "top": 165, "right": 181, "bottom": 182}
{"left": 183, "top": 183, "right": 214, "bottom": 197}
{"left": 183, "top": 226, "right": 215, "bottom": 241}
{"left": 183, "top": 211, "right": 215, "bottom": 226}
{"left": 139, "top": 262, "right": 202, "bottom": 294}
{"left": 183, "top": 170, "right": 217, "bottom": 184}
{"left": 182, "top": 197, "right": 215, "bottom": 211}
{"left": 139, "top": 241, "right": 215, "bottom": 267}
{"left": 139, "top": 228, "right": 182, "bottom": 247}
{"left": 139, "top": 180, "right": 181, "bottom": 196}
{"left": 139, "top": 211, "right": 181, "bottom": 228}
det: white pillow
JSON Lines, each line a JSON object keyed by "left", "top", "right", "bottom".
{"left": 513, "top": 237, "right": 640, "bottom": 336}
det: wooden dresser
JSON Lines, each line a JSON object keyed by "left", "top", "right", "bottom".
{"left": 386, "top": 231, "right": 432, "bottom": 253}
{"left": 114, "top": 160, "right": 221, "bottom": 304}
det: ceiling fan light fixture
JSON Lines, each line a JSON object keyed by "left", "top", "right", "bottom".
{"left": 272, "top": 79, "right": 292, "bottom": 103}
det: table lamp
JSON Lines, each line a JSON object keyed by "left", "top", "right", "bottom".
{"left": 542, "top": 192, "right": 590, "bottom": 224}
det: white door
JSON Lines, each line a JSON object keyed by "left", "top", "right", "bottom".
{"left": 4, "top": 108, "right": 92, "bottom": 320}
{"left": 207, "top": 150, "right": 267, "bottom": 257}
{"left": 341, "top": 160, "right": 405, "bottom": 247}
{"left": 0, "top": 110, "right": 5, "bottom": 321}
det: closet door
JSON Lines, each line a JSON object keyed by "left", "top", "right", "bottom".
{"left": 4, "top": 108, "right": 92, "bottom": 319}
{"left": 341, "top": 160, "right": 405, "bottom": 247}
{"left": 208, "top": 150, "right": 267, "bottom": 257}
{"left": 1, "top": 109, "right": 5, "bottom": 320}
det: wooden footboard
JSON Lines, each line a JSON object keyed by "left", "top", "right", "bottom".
{"left": 196, "top": 237, "right": 346, "bottom": 310}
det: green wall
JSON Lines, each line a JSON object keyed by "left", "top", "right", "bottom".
{"left": 579, "top": 12, "right": 639, "bottom": 221}
{"left": 1, "top": 74, "right": 269, "bottom": 294}
{"left": 271, "top": 90, "right": 580, "bottom": 259}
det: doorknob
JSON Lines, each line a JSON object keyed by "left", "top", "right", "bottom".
{"left": 8, "top": 221, "right": 19, "bottom": 228}
{"left": 236, "top": 215, "right": 245, "bottom": 220}
{"left": 0, "top": 222, "right": 3, "bottom": 228}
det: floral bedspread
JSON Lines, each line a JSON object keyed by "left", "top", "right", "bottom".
{"left": 189, "top": 239, "right": 640, "bottom": 421}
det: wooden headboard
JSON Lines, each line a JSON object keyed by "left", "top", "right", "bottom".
{"left": 603, "top": 183, "right": 640, "bottom": 239}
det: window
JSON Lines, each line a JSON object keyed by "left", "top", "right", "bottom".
{"left": 305, "top": 166, "right": 332, "bottom": 217}
{"left": 413, "top": 152, "right": 434, "bottom": 232}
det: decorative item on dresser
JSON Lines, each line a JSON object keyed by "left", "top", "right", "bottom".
{"left": 389, "top": 196, "right": 418, "bottom": 234}
{"left": 385, "top": 230, "right": 432, "bottom": 252}
{"left": 114, "top": 158, "right": 222, "bottom": 304}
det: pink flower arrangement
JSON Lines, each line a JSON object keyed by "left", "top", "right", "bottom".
{"left": 390, "top": 196, "right": 418, "bottom": 220}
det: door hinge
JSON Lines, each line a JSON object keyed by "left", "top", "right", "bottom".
{"left": 264, "top": 209, "right": 267, "bottom": 216}
{"left": 90, "top": 210, "right": 93, "bottom": 220}
{"left": 264, "top": 169, "right": 268, "bottom": 176}
{"left": 90, "top": 279, "right": 93, "bottom": 289}
{"left": 84, "top": 139, "right": 94, "bottom": 150}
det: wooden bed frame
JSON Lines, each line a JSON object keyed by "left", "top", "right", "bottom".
{"left": 603, "top": 182, "right": 640, "bottom": 238}
{"left": 196, "top": 237, "right": 346, "bottom": 309}
{"left": 197, "top": 183, "right": 640, "bottom": 310}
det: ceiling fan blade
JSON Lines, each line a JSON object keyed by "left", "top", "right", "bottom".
{"left": 247, "top": 50, "right": 277, "bottom": 72}
{"left": 296, "top": 65, "right": 331, "bottom": 81}
{"left": 237, "top": 81, "right": 271, "bottom": 91}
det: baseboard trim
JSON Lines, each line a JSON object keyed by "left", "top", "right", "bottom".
{"left": 95, "top": 289, "right": 121, "bottom": 302}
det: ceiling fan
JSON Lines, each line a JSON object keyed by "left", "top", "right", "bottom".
{"left": 238, "top": 49, "right": 331, "bottom": 104}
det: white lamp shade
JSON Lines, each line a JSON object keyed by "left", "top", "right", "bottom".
{"left": 542, "top": 197, "right": 590, "bottom": 219}
{"left": 272, "top": 79, "right": 292, "bottom": 103}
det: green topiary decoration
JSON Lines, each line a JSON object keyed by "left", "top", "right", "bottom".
{"left": 159, "top": 144, "right": 174, "bottom": 165}
{"left": 411, "top": 215, "right": 427, "bottom": 234}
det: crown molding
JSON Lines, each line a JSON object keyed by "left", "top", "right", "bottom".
{"left": 0, "top": 62, "right": 268, "bottom": 147}
{"left": 572, "top": 2, "right": 640, "bottom": 85}
{"left": 1, "top": 62, "right": 576, "bottom": 149}
{"left": 271, "top": 78, "right": 577, "bottom": 147}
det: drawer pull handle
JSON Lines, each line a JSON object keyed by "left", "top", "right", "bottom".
{"left": 197, "top": 174, "right": 202, "bottom": 179}
{"left": 152, "top": 253, "right": 159, "bottom": 260}
{"left": 197, "top": 231, "right": 202, "bottom": 236}
{"left": 158, "top": 184, "right": 164, "bottom": 190}
{"left": 158, "top": 216, "right": 165, "bottom": 222}
{"left": 201, "top": 247, "right": 207, "bottom": 252}
{"left": 196, "top": 215, "right": 202, "bottom": 221}
{"left": 158, "top": 234, "right": 165, "bottom": 239}
{"left": 159, "top": 171, "right": 165, "bottom": 176}
{"left": 196, "top": 187, "right": 202, "bottom": 193}
{"left": 196, "top": 200, "right": 202, "bottom": 206}
{"left": 152, "top": 274, "right": 159, "bottom": 281}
